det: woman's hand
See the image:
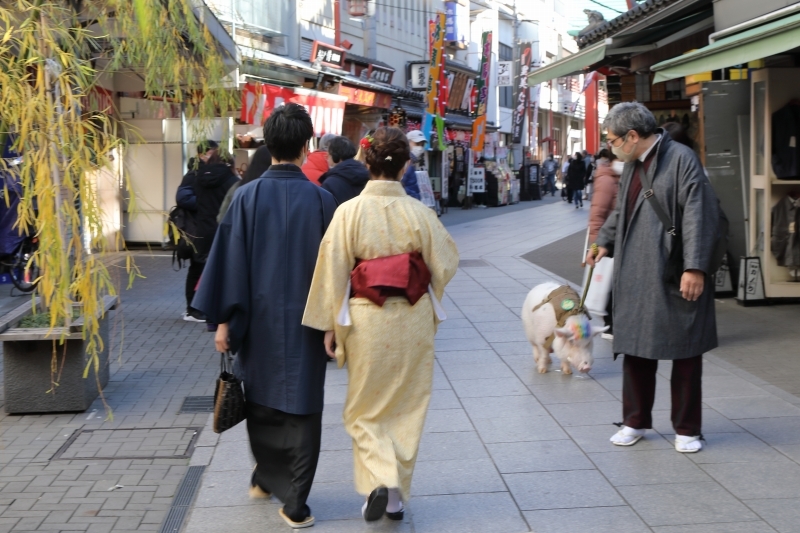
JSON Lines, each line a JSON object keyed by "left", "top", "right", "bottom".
{"left": 215, "top": 323, "right": 230, "bottom": 352}
{"left": 324, "top": 330, "right": 336, "bottom": 358}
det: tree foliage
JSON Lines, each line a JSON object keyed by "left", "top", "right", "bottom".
{"left": 0, "top": 0, "right": 236, "bottom": 391}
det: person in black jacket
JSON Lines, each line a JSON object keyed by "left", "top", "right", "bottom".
{"left": 566, "top": 152, "right": 586, "bottom": 208}
{"left": 318, "top": 136, "right": 370, "bottom": 205}
{"left": 176, "top": 140, "right": 238, "bottom": 322}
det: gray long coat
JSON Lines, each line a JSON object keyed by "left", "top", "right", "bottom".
{"left": 596, "top": 131, "right": 719, "bottom": 360}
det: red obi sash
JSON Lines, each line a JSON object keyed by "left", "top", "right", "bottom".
{"left": 350, "top": 251, "right": 432, "bottom": 306}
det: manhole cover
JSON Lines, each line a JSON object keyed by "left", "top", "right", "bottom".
{"left": 180, "top": 396, "right": 215, "bottom": 413}
{"left": 459, "top": 259, "right": 490, "bottom": 268}
{"left": 52, "top": 427, "right": 201, "bottom": 460}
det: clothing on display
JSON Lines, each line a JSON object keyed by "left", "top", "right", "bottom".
{"left": 771, "top": 101, "right": 800, "bottom": 180}
{"left": 770, "top": 194, "right": 800, "bottom": 277}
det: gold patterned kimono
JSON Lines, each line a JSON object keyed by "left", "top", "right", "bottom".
{"left": 303, "top": 180, "right": 459, "bottom": 500}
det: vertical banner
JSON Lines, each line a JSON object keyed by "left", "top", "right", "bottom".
{"left": 424, "top": 13, "right": 446, "bottom": 146}
{"left": 471, "top": 31, "right": 492, "bottom": 154}
{"left": 512, "top": 42, "right": 533, "bottom": 144}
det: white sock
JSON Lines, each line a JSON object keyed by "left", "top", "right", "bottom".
{"left": 610, "top": 426, "right": 645, "bottom": 444}
{"left": 676, "top": 435, "right": 702, "bottom": 452}
{"left": 386, "top": 488, "right": 403, "bottom": 513}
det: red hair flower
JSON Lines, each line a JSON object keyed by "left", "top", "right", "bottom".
{"left": 360, "top": 134, "right": 374, "bottom": 150}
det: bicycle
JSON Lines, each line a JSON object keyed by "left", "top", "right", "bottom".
{"left": 0, "top": 233, "right": 40, "bottom": 292}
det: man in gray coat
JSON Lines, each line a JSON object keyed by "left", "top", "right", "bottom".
{"left": 586, "top": 102, "right": 719, "bottom": 453}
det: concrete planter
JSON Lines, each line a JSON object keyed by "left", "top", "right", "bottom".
{"left": 0, "top": 296, "right": 118, "bottom": 414}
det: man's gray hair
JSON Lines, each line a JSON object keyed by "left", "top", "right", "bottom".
{"left": 318, "top": 132, "right": 338, "bottom": 151}
{"left": 603, "top": 102, "right": 657, "bottom": 138}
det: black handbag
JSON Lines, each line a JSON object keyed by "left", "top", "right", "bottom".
{"left": 213, "top": 352, "right": 246, "bottom": 433}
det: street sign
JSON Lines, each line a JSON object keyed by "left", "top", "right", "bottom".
{"left": 468, "top": 167, "right": 485, "bottom": 194}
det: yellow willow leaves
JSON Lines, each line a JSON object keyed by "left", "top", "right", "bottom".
{"left": 0, "top": 0, "right": 237, "bottom": 415}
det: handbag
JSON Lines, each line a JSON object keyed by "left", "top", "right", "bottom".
{"left": 213, "top": 352, "right": 246, "bottom": 433}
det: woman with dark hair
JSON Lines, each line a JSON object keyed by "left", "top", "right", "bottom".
{"left": 661, "top": 122, "right": 695, "bottom": 150}
{"left": 217, "top": 145, "right": 272, "bottom": 223}
{"left": 567, "top": 152, "right": 586, "bottom": 208}
{"left": 303, "top": 127, "right": 459, "bottom": 522}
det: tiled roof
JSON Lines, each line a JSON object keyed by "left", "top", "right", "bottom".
{"left": 577, "top": 0, "right": 689, "bottom": 48}
{"left": 343, "top": 52, "right": 395, "bottom": 71}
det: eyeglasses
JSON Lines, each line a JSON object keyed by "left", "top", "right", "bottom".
{"left": 606, "top": 134, "right": 628, "bottom": 148}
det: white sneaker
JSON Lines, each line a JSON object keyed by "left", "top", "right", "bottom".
{"left": 182, "top": 312, "right": 206, "bottom": 323}
{"left": 675, "top": 435, "right": 703, "bottom": 453}
{"left": 610, "top": 426, "right": 645, "bottom": 446}
{"left": 601, "top": 332, "right": 614, "bottom": 341}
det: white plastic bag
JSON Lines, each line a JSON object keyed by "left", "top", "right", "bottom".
{"left": 582, "top": 257, "right": 614, "bottom": 317}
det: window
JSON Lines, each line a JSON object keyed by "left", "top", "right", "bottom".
{"left": 499, "top": 43, "right": 513, "bottom": 109}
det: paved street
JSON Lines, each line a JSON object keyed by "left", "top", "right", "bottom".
{"left": 1, "top": 198, "right": 800, "bottom": 533}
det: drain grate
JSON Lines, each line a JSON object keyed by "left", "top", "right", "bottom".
{"left": 459, "top": 259, "right": 490, "bottom": 268}
{"left": 179, "top": 396, "right": 215, "bottom": 414}
{"left": 51, "top": 427, "right": 201, "bottom": 460}
{"left": 159, "top": 465, "right": 205, "bottom": 533}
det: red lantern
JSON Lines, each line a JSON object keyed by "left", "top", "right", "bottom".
{"left": 348, "top": 0, "right": 368, "bottom": 17}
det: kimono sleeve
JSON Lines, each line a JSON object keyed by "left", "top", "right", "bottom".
{"left": 302, "top": 207, "right": 355, "bottom": 332}
{"left": 192, "top": 192, "right": 251, "bottom": 353}
{"left": 421, "top": 211, "right": 459, "bottom": 302}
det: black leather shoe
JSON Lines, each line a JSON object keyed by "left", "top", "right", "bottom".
{"left": 385, "top": 507, "right": 404, "bottom": 521}
{"left": 364, "top": 487, "right": 388, "bottom": 522}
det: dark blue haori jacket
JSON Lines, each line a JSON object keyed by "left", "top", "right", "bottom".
{"left": 193, "top": 164, "right": 337, "bottom": 415}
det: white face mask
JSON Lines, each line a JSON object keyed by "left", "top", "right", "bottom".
{"left": 611, "top": 161, "right": 625, "bottom": 175}
{"left": 411, "top": 146, "right": 425, "bottom": 158}
{"left": 610, "top": 134, "right": 637, "bottom": 162}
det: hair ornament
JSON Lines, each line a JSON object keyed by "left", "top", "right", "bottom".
{"left": 385, "top": 155, "right": 392, "bottom": 161}
{"left": 359, "top": 134, "right": 374, "bottom": 150}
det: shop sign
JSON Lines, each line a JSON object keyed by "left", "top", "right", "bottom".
{"left": 512, "top": 42, "right": 533, "bottom": 144}
{"left": 337, "top": 85, "right": 393, "bottom": 109}
{"left": 497, "top": 61, "right": 513, "bottom": 87}
{"left": 240, "top": 83, "right": 347, "bottom": 136}
{"left": 367, "top": 64, "right": 394, "bottom": 85}
{"left": 471, "top": 31, "right": 492, "bottom": 153}
{"left": 468, "top": 166, "right": 485, "bottom": 194}
{"left": 311, "top": 41, "right": 346, "bottom": 69}
{"left": 444, "top": 1, "right": 469, "bottom": 44}
{"left": 409, "top": 63, "right": 428, "bottom": 90}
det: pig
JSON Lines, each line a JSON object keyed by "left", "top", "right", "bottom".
{"left": 521, "top": 282, "right": 608, "bottom": 375}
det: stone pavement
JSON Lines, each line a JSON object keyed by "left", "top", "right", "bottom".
{"left": 182, "top": 201, "right": 800, "bottom": 533}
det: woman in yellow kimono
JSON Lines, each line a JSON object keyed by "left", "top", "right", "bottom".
{"left": 303, "top": 127, "right": 459, "bottom": 522}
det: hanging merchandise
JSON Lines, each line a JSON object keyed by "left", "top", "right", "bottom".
{"left": 388, "top": 104, "right": 407, "bottom": 129}
{"left": 770, "top": 194, "right": 800, "bottom": 278}
{"left": 771, "top": 100, "right": 800, "bottom": 180}
{"left": 471, "top": 31, "right": 492, "bottom": 155}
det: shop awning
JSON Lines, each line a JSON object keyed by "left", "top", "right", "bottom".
{"left": 651, "top": 12, "right": 800, "bottom": 83}
{"left": 527, "top": 43, "right": 606, "bottom": 87}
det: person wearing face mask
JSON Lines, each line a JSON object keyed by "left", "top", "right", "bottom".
{"left": 566, "top": 152, "right": 586, "bottom": 208}
{"left": 400, "top": 130, "right": 424, "bottom": 200}
{"left": 192, "top": 103, "right": 338, "bottom": 529}
{"left": 586, "top": 102, "right": 720, "bottom": 454}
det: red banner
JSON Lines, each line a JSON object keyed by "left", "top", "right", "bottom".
{"left": 241, "top": 83, "right": 347, "bottom": 136}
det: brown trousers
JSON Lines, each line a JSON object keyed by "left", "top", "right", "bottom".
{"left": 622, "top": 354, "right": 702, "bottom": 436}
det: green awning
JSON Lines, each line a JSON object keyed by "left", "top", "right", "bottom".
{"left": 652, "top": 12, "right": 800, "bottom": 83}
{"left": 527, "top": 43, "right": 606, "bottom": 86}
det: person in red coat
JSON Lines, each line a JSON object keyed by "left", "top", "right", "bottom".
{"left": 301, "top": 133, "right": 336, "bottom": 185}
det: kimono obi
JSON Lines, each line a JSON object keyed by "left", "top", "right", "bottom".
{"left": 350, "top": 252, "right": 432, "bottom": 306}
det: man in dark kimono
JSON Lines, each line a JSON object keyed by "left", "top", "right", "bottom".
{"left": 586, "top": 102, "right": 719, "bottom": 454}
{"left": 193, "top": 103, "right": 337, "bottom": 528}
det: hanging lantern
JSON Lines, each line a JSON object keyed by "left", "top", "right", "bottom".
{"left": 348, "top": 0, "right": 369, "bottom": 17}
{"left": 388, "top": 103, "right": 407, "bottom": 129}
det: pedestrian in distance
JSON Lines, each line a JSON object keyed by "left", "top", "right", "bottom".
{"left": 541, "top": 154, "right": 558, "bottom": 196}
{"left": 583, "top": 149, "right": 595, "bottom": 201}
{"left": 401, "top": 129, "right": 425, "bottom": 200}
{"left": 301, "top": 132, "right": 337, "bottom": 185}
{"left": 588, "top": 148, "right": 623, "bottom": 339}
{"left": 567, "top": 152, "right": 586, "bottom": 208}
{"left": 303, "top": 127, "right": 459, "bottom": 523}
{"left": 562, "top": 155, "right": 573, "bottom": 201}
{"left": 193, "top": 103, "right": 338, "bottom": 529}
{"left": 175, "top": 140, "right": 238, "bottom": 323}
{"left": 318, "top": 136, "right": 370, "bottom": 205}
{"left": 586, "top": 102, "right": 720, "bottom": 453}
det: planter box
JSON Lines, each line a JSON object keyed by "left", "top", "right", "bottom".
{"left": 0, "top": 295, "right": 119, "bottom": 414}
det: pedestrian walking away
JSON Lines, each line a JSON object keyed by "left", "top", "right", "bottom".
{"left": 175, "top": 140, "right": 238, "bottom": 323}
{"left": 567, "top": 152, "right": 586, "bottom": 208}
{"left": 542, "top": 153, "right": 558, "bottom": 196}
{"left": 587, "top": 102, "right": 720, "bottom": 454}
{"left": 318, "top": 136, "right": 370, "bottom": 205}
{"left": 303, "top": 127, "right": 459, "bottom": 523}
{"left": 193, "top": 103, "right": 338, "bottom": 529}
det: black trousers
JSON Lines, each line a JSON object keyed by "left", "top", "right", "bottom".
{"left": 247, "top": 402, "right": 323, "bottom": 522}
{"left": 185, "top": 260, "right": 205, "bottom": 311}
{"left": 622, "top": 354, "right": 702, "bottom": 436}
